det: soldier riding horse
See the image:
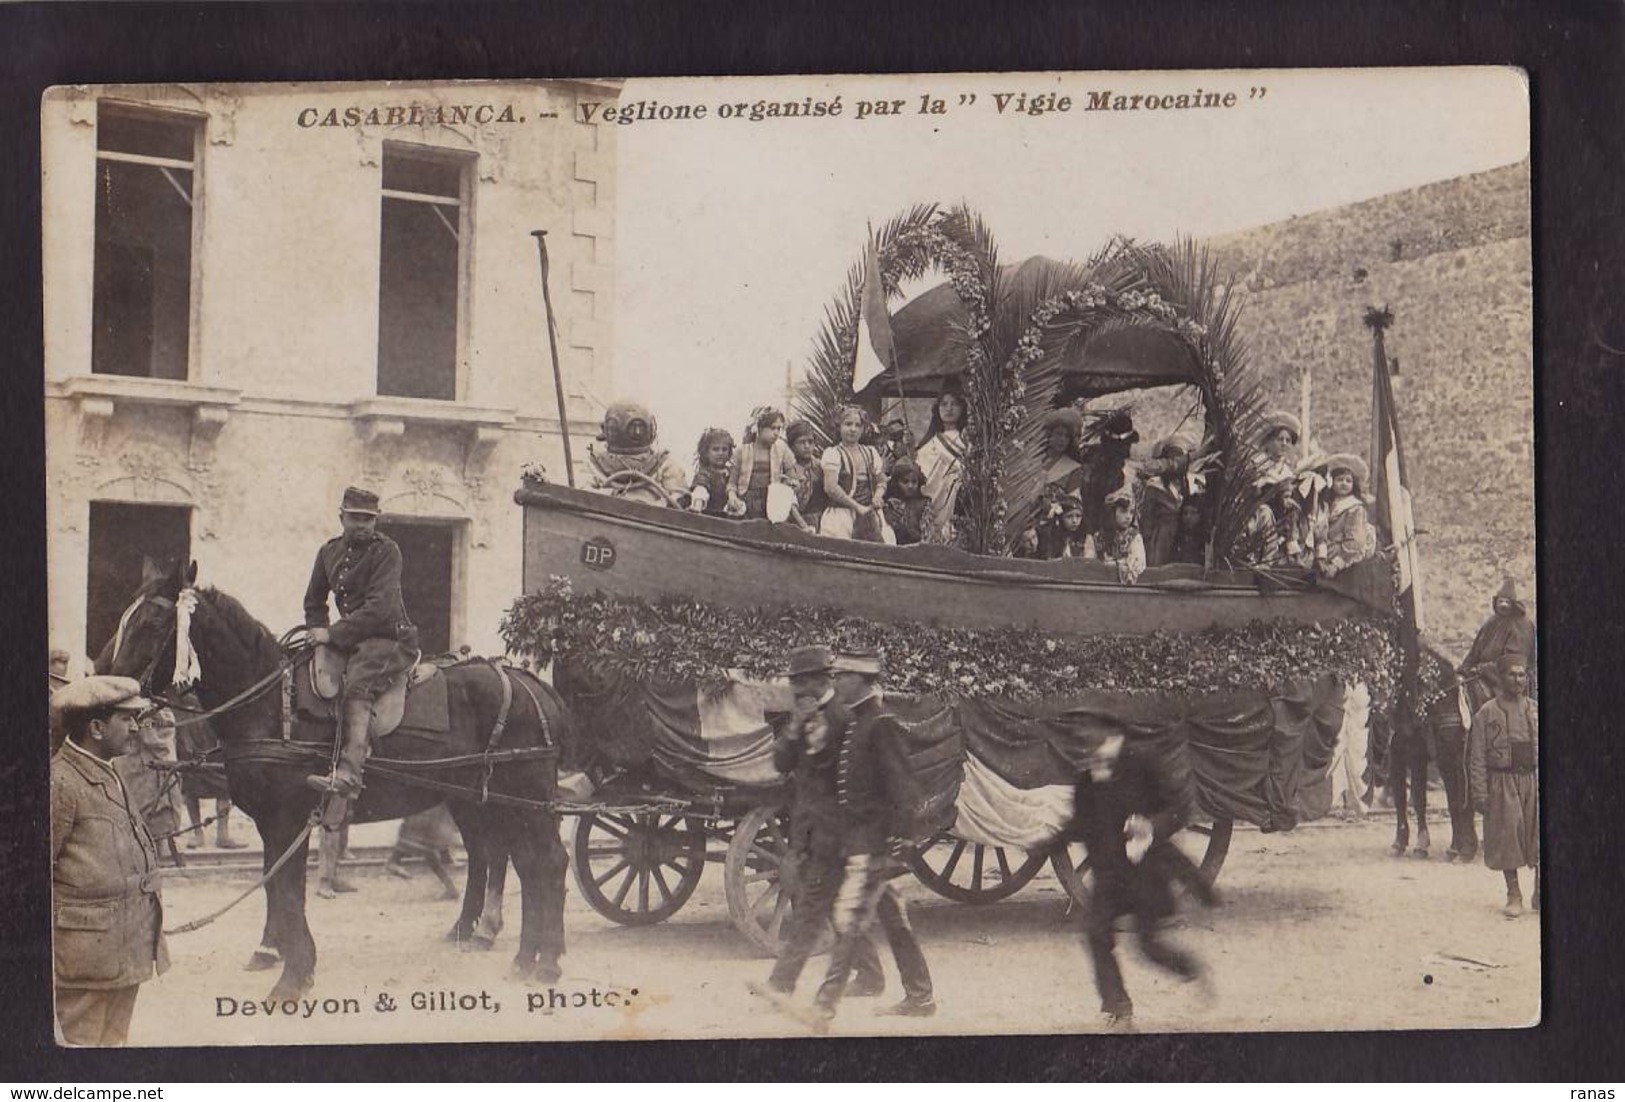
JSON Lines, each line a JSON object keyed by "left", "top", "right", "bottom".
{"left": 104, "top": 558, "right": 581, "bottom": 1000}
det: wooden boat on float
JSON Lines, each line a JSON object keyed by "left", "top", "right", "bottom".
{"left": 516, "top": 479, "right": 1390, "bottom": 635}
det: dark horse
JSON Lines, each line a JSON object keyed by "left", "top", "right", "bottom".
{"left": 105, "top": 560, "right": 580, "bottom": 999}
{"left": 1381, "top": 646, "right": 1473, "bottom": 860}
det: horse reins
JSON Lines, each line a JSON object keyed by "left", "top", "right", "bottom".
{"left": 142, "top": 599, "right": 565, "bottom": 936}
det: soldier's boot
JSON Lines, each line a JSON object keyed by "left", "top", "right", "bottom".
{"left": 307, "top": 698, "right": 373, "bottom": 798}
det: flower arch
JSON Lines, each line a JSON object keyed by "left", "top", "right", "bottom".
{"left": 798, "top": 220, "right": 1270, "bottom": 560}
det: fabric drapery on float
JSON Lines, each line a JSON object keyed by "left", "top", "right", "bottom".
{"left": 559, "top": 657, "right": 1351, "bottom": 844}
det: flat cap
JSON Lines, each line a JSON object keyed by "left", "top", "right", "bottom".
{"left": 50, "top": 675, "right": 152, "bottom": 717}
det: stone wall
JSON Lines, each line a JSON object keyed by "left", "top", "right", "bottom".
{"left": 1207, "top": 161, "right": 1533, "bottom": 656}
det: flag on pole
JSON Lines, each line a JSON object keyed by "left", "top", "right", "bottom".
{"left": 853, "top": 237, "right": 896, "bottom": 393}
{"left": 1366, "top": 306, "right": 1426, "bottom": 632}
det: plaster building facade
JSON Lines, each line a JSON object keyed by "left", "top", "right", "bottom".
{"left": 45, "top": 81, "right": 620, "bottom": 661}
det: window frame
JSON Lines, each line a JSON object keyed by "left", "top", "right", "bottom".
{"left": 376, "top": 140, "right": 477, "bottom": 403}
{"left": 92, "top": 100, "right": 207, "bottom": 383}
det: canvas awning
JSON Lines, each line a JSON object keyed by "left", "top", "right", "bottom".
{"left": 855, "top": 255, "right": 1202, "bottom": 404}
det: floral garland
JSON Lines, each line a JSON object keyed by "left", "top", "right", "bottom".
{"left": 886, "top": 221, "right": 1006, "bottom": 552}
{"left": 501, "top": 576, "right": 1403, "bottom": 708}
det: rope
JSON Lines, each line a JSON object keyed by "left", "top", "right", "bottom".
{"left": 163, "top": 809, "right": 320, "bottom": 936}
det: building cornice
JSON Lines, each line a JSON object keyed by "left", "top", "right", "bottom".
{"left": 57, "top": 374, "right": 241, "bottom": 471}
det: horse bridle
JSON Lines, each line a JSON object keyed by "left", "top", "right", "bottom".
{"left": 117, "top": 587, "right": 297, "bottom": 728}
{"left": 112, "top": 592, "right": 177, "bottom": 697}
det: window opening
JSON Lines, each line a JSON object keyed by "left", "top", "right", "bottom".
{"left": 92, "top": 104, "right": 200, "bottom": 379}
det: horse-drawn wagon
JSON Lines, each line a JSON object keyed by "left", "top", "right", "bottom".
{"left": 505, "top": 222, "right": 1408, "bottom": 955}
{"left": 506, "top": 482, "right": 1393, "bottom": 955}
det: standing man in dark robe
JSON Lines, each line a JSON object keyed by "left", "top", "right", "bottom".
{"left": 751, "top": 645, "right": 885, "bottom": 1007}
{"left": 809, "top": 649, "right": 935, "bottom": 1029}
{"left": 303, "top": 486, "right": 419, "bottom": 800}
{"left": 1068, "top": 733, "right": 1216, "bottom": 1033}
{"left": 1460, "top": 577, "right": 1537, "bottom": 710}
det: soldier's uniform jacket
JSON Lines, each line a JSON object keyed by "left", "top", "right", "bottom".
{"left": 773, "top": 693, "right": 847, "bottom": 859}
{"left": 1468, "top": 694, "right": 1538, "bottom": 808}
{"left": 303, "top": 532, "right": 417, "bottom": 651}
{"left": 833, "top": 695, "right": 921, "bottom": 857}
{"left": 51, "top": 742, "right": 170, "bottom": 989}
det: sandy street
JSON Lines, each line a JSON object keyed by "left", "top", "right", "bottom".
{"left": 119, "top": 816, "right": 1539, "bottom": 1048}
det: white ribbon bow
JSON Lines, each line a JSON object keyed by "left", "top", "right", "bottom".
{"left": 172, "top": 588, "right": 203, "bottom": 694}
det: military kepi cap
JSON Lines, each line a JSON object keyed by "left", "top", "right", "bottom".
{"left": 787, "top": 645, "right": 834, "bottom": 677}
{"left": 340, "top": 486, "right": 381, "bottom": 516}
{"left": 50, "top": 675, "right": 152, "bottom": 717}
{"left": 832, "top": 647, "right": 884, "bottom": 677}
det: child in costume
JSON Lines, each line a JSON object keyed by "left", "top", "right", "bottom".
{"left": 1085, "top": 485, "right": 1147, "bottom": 584}
{"left": 1249, "top": 411, "right": 1305, "bottom": 564}
{"left": 820, "top": 405, "right": 894, "bottom": 543}
{"left": 785, "top": 420, "right": 827, "bottom": 532}
{"left": 1315, "top": 454, "right": 1377, "bottom": 577}
{"left": 689, "top": 428, "right": 748, "bottom": 518}
{"left": 883, "top": 458, "right": 933, "bottom": 546}
{"left": 1038, "top": 494, "right": 1089, "bottom": 560}
{"left": 733, "top": 406, "right": 799, "bottom": 519}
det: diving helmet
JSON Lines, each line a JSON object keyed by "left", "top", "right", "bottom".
{"left": 599, "top": 400, "right": 659, "bottom": 455}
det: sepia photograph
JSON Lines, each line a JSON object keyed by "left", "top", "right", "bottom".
{"left": 41, "top": 67, "right": 1535, "bottom": 1048}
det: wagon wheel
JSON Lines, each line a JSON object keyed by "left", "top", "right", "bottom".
{"left": 1049, "top": 818, "right": 1234, "bottom": 911}
{"left": 723, "top": 804, "right": 833, "bottom": 958}
{"left": 571, "top": 812, "right": 707, "bottom": 926}
{"left": 908, "top": 833, "right": 1047, "bottom": 903}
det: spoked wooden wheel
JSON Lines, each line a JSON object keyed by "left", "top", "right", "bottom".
{"left": 908, "top": 834, "right": 1047, "bottom": 903}
{"left": 723, "top": 803, "right": 832, "bottom": 958}
{"left": 571, "top": 811, "right": 707, "bottom": 926}
{"left": 1050, "top": 819, "right": 1234, "bottom": 910}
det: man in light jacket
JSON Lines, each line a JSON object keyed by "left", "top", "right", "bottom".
{"left": 51, "top": 676, "right": 170, "bottom": 1046}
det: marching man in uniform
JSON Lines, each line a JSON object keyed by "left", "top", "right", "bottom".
{"left": 50, "top": 675, "right": 170, "bottom": 1046}
{"left": 303, "top": 486, "right": 419, "bottom": 800}
{"left": 810, "top": 648, "right": 936, "bottom": 1028}
{"left": 752, "top": 645, "right": 887, "bottom": 1009}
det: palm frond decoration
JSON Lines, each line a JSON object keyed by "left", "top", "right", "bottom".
{"left": 798, "top": 221, "right": 1271, "bottom": 564}
{"left": 1130, "top": 237, "right": 1269, "bottom": 564}
{"left": 793, "top": 203, "right": 940, "bottom": 441}
{"left": 929, "top": 205, "right": 1006, "bottom": 554}
{"left": 988, "top": 256, "right": 1101, "bottom": 546}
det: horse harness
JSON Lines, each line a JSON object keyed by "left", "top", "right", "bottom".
{"left": 140, "top": 601, "right": 561, "bottom": 813}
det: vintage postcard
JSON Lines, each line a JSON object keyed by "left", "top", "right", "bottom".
{"left": 43, "top": 68, "right": 1534, "bottom": 1047}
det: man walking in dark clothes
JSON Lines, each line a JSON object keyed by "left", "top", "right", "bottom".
{"left": 751, "top": 645, "right": 886, "bottom": 1007}
{"left": 808, "top": 649, "right": 935, "bottom": 1029}
{"left": 1069, "top": 733, "right": 1215, "bottom": 1033}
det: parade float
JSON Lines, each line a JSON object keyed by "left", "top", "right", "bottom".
{"left": 504, "top": 208, "right": 1409, "bottom": 954}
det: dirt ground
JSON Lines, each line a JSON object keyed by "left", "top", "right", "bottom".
{"left": 124, "top": 817, "right": 1540, "bottom": 1047}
